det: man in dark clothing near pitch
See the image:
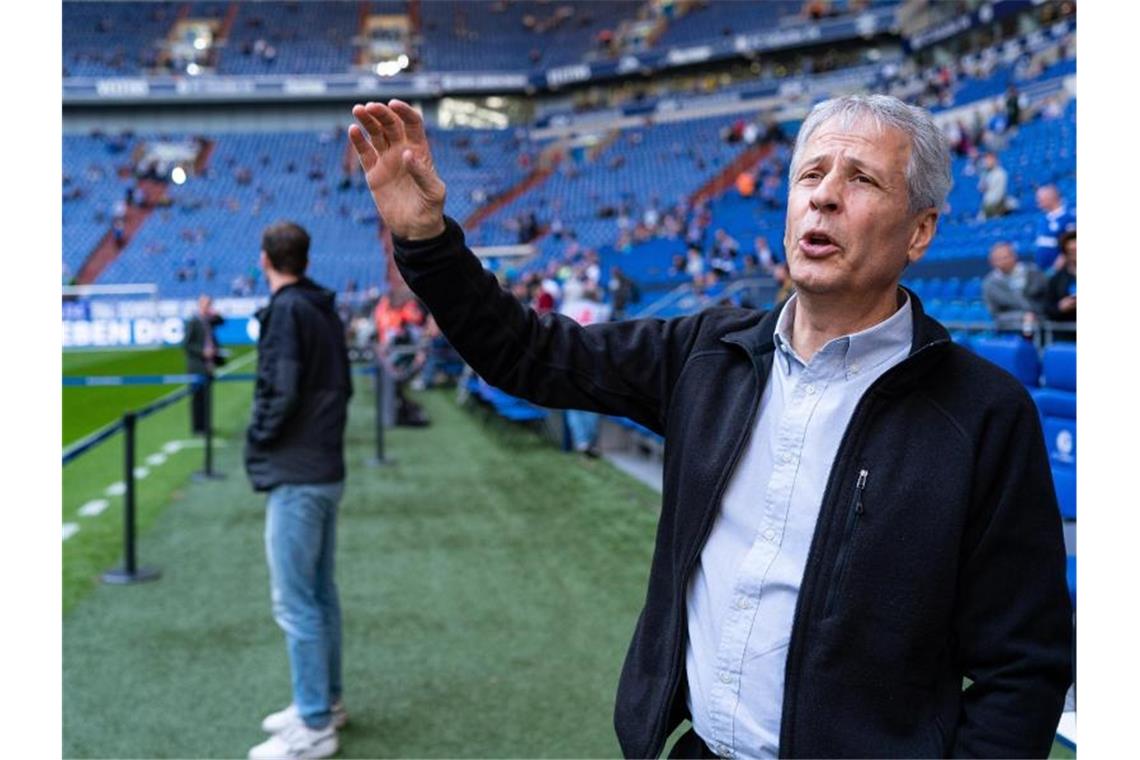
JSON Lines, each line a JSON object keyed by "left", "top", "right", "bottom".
{"left": 244, "top": 222, "right": 353, "bottom": 760}
{"left": 183, "top": 294, "right": 224, "bottom": 434}
{"left": 349, "top": 96, "right": 1071, "bottom": 758}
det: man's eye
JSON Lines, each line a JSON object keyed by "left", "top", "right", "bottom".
{"left": 800, "top": 171, "right": 822, "bottom": 181}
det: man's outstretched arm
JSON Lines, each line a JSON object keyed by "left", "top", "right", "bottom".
{"left": 348, "top": 101, "right": 707, "bottom": 432}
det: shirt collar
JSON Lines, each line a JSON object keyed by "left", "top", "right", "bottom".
{"left": 1047, "top": 204, "right": 1067, "bottom": 221}
{"left": 773, "top": 290, "right": 914, "bottom": 376}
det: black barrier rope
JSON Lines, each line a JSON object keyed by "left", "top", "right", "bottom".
{"left": 62, "top": 363, "right": 386, "bottom": 586}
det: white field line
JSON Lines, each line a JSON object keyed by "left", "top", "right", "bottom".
{"left": 67, "top": 432, "right": 226, "bottom": 541}
{"left": 77, "top": 499, "right": 109, "bottom": 517}
{"left": 64, "top": 350, "right": 256, "bottom": 542}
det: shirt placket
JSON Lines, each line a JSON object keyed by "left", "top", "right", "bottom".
{"left": 706, "top": 347, "right": 838, "bottom": 757}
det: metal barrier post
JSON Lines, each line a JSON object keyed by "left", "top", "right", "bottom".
{"left": 102, "top": 412, "right": 160, "bottom": 584}
{"left": 368, "top": 357, "right": 394, "bottom": 466}
{"left": 196, "top": 374, "right": 224, "bottom": 480}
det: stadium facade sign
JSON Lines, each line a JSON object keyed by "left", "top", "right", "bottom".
{"left": 62, "top": 316, "right": 258, "bottom": 349}
{"left": 62, "top": 297, "right": 265, "bottom": 348}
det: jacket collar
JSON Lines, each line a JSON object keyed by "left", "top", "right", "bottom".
{"left": 721, "top": 286, "right": 951, "bottom": 394}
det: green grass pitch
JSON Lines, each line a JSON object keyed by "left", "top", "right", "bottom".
{"left": 61, "top": 352, "right": 1076, "bottom": 757}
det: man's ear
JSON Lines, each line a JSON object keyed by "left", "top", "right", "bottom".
{"left": 259, "top": 250, "right": 270, "bottom": 272}
{"left": 907, "top": 210, "right": 939, "bottom": 265}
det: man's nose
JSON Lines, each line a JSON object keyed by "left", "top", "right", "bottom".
{"left": 809, "top": 172, "right": 842, "bottom": 213}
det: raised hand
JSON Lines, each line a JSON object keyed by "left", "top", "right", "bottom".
{"left": 349, "top": 100, "right": 447, "bottom": 241}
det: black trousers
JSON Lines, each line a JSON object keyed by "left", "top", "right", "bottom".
{"left": 668, "top": 727, "right": 719, "bottom": 759}
{"left": 190, "top": 383, "right": 208, "bottom": 434}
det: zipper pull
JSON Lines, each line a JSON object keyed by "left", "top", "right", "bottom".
{"left": 854, "top": 469, "right": 868, "bottom": 515}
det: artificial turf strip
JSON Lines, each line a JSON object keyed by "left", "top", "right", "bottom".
{"left": 63, "top": 388, "right": 664, "bottom": 758}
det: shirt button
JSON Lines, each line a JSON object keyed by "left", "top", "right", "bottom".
{"left": 849, "top": 364, "right": 860, "bottom": 373}
{"left": 719, "top": 672, "right": 733, "bottom": 684}
{"left": 781, "top": 452, "right": 793, "bottom": 463}
{"left": 737, "top": 596, "right": 751, "bottom": 609}
{"left": 805, "top": 384, "right": 816, "bottom": 395}
{"left": 763, "top": 528, "right": 776, "bottom": 541}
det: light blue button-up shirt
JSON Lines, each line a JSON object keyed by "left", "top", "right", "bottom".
{"left": 685, "top": 291, "right": 914, "bottom": 759}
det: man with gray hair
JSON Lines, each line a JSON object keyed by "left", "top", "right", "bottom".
{"left": 350, "top": 94, "right": 1072, "bottom": 758}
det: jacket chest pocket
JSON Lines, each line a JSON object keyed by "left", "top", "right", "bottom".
{"left": 824, "top": 468, "right": 868, "bottom": 619}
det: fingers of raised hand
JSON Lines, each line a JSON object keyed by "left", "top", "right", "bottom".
{"left": 364, "top": 101, "right": 407, "bottom": 148}
{"left": 352, "top": 103, "right": 390, "bottom": 151}
{"left": 388, "top": 99, "right": 428, "bottom": 147}
{"left": 347, "top": 124, "right": 378, "bottom": 171}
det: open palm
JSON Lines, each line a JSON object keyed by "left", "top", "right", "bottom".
{"left": 349, "top": 100, "right": 447, "bottom": 241}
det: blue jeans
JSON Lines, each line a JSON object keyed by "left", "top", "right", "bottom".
{"left": 565, "top": 409, "right": 599, "bottom": 451}
{"left": 265, "top": 482, "right": 345, "bottom": 729}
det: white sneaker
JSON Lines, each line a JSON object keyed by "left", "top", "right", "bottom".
{"left": 248, "top": 721, "right": 338, "bottom": 760}
{"left": 261, "top": 701, "right": 348, "bottom": 734}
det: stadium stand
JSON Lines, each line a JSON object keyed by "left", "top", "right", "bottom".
{"left": 416, "top": 1, "right": 643, "bottom": 71}
{"left": 62, "top": 1, "right": 176, "bottom": 77}
{"left": 215, "top": 0, "right": 360, "bottom": 75}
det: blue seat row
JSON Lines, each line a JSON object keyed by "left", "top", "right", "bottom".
{"left": 468, "top": 376, "right": 548, "bottom": 423}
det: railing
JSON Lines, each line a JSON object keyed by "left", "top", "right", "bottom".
{"left": 63, "top": 358, "right": 396, "bottom": 584}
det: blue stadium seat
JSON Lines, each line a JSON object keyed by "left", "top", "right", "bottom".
{"left": 971, "top": 336, "right": 1041, "bottom": 387}
{"left": 1041, "top": 343, "right": 1077, "bottom": 392}
{"left": 1031, "top": 343, "right": 1076, "bottom": 466}
{"left": 961, "top": 277, "right": 983, "bottom": 301}
{"left": 1042, "top": 416, "right": 1076, "bottom": 468}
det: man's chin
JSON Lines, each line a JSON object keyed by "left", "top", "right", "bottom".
{"left": 788, "top": 274, "right": 840, "bottom": 296}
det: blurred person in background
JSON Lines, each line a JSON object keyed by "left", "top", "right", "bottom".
{"left": 1034, "top": 184, "right": 1077, "bottom": 272}
{"left": 1044, "top": 230, "right": 1077, "bottom": 340}
{"left": 183, "top": 294, "right": 224, "bottom": 435}
{"left": 977, "top": 151, "right": 1009, "bottom": 219}
{"left": 982, "top": 241, "right": 1048, "bottom": 332}
{"left": 245, "top": 222, "right": 353, "bottom": 760}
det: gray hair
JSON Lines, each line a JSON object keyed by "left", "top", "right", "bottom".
{"left": 788, "top": 94, "right": 953, "bottom": 214}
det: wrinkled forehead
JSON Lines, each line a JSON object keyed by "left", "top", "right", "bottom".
{"left": 795, "top": 113, "right": 911, "bottom": 171}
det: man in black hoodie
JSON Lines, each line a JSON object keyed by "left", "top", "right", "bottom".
{"left": 245, "top": 221, "right": 352, "bottom": 760}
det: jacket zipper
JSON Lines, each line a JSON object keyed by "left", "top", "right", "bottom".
{"left": 779, "top": 337, "right": 949, "bottom": 755}
{"left": 648, "top": 344, "right": 769, "bottom": 758}
{"left": 823, "top": 468, "right": 868, "bottom": 618}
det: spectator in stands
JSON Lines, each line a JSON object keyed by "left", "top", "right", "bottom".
{"left": 1044, "top": 230, "right": 1077, "bottom": 338}
{"left": 735, "top": 171, "right": 756, "bottom": 198}
{"left": 183, "top": 295, "right": 224, "bottom": 435}
{"left": 350, "top": 95, "right": 1070, "bottom": 760}
{"left": 976, "top": 152, "right": 1009, "bottom": 219}
{"left": 1034, "top": 184, "right": 1077, "bottom": 272}
{"left": 111, "top": 217, "right": 126, "bottom": 248}
{"left": 685, "top": 244, "right": 705, "bottom": 281}
{"left": 982, "top": 241, "right": 1048, "bottom": 331}
{"left": 608, "top": 265, "right": 638, "bottom": 320}
{"left": 753, "top": 235, "right": 776, "bottom": 274}
{"left": 245, "top": 222, "right": 352, "bottom": 760}
{"left": 772, "top": 262, "right": 794, "bottom": 303}
{"left": 411, "top": 315, "right": 462, "bottom": 390}
{"left": 669, "top": 253, "right": 687, "bottom": 278}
